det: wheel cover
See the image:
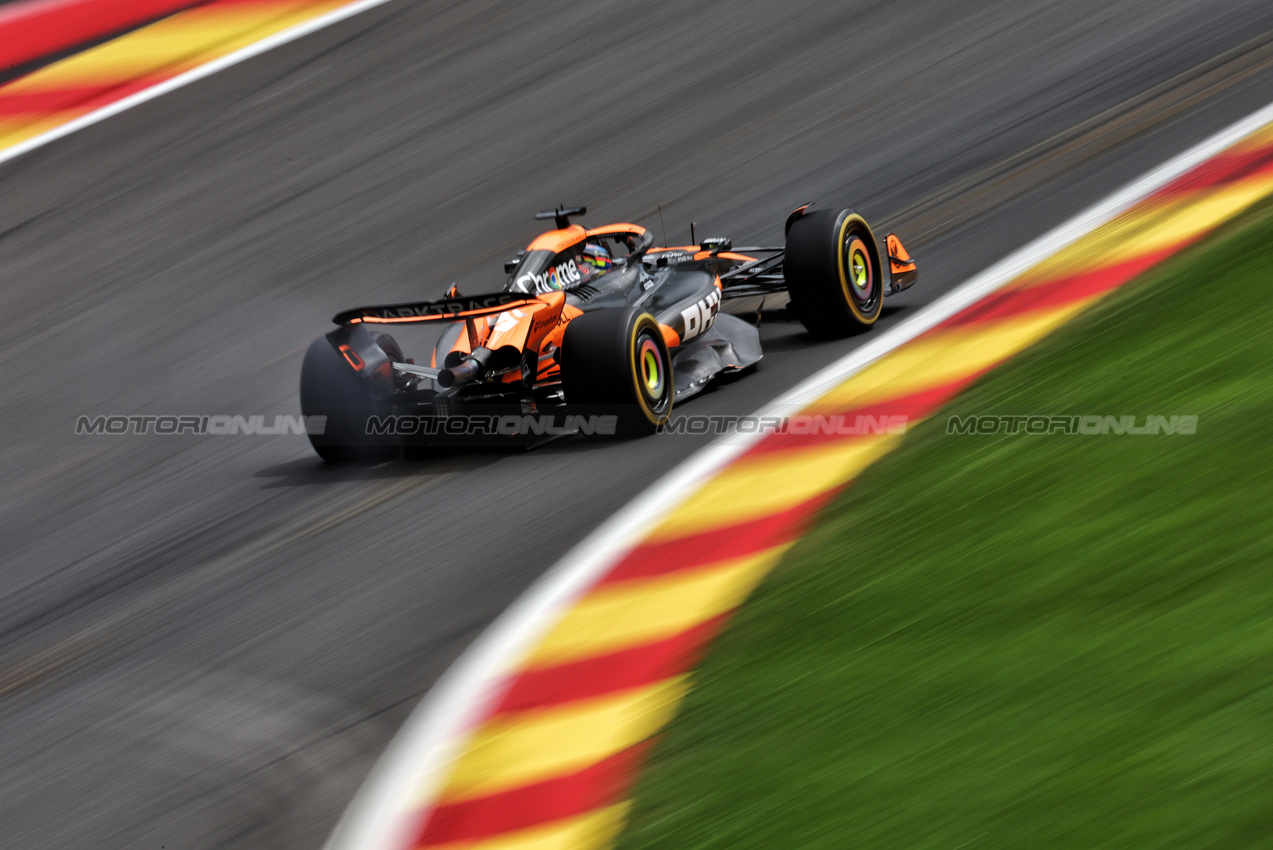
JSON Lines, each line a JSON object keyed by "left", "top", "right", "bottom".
{"left": 637, "top": 335, "right": 666, "bottom": 400}
{"left": 641, "top": 348, "right": 662, "bottom": 394}
{"left": 633, "top": 326, "right": 671, "bottom": 418}
{"left": 842, "top": 234, "right": 876, "bottom": 309}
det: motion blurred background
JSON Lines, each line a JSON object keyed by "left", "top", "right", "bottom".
{"left": 2, "top": 1, "right": 1273, "bottom": 846}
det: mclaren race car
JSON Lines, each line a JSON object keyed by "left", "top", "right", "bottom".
{"left": 299, "top": 204, "right": 917, "bottom": 460}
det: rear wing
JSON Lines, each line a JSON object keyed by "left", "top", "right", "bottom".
{"left": 333, "top": 291, "right": 539, "bottom": 325}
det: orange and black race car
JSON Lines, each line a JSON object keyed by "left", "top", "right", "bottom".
{"left": 299, "top": 204, "right": 917, "bottom": 460}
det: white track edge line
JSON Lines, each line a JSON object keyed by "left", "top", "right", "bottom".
{"left": 0, "top": 0, "right": 398, "bottom": 169}
{"left": 325, "top": 102, "right": 1273, "bottom": 850}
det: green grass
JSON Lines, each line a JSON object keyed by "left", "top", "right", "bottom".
{"left": 615, "top": 205, "right": 1273, "bottom": 850}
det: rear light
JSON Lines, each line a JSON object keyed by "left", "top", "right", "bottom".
{"left": 338, "top": 344, "right": 364, "bottom": 371}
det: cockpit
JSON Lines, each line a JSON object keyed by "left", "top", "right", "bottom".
{"left": 504, "top": 224, "right": 644, "bottom": 295}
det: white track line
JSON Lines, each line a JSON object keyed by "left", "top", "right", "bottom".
{"left": 326, "top": 98, "right": 1273, "bottom": 850}
{"left": 0, "top": 0, "right": 399, "bottom": 169}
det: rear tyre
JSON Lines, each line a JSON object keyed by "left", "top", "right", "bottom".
{"left": 299, "top": 335, "right": 396, "bottom": 462}
{"left": 785, "top": 209, "right": 883, "bottom": 337}
{"left": 372, "top": 332, "right": 405, "bottom": 363}
{"left": 561, "top": 308, "right": 673, "bottom": 437}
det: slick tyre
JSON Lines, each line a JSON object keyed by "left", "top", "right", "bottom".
{"left": 561, "top": 308, "right": 673, "bottom": 437}
{"left": 785, "top": 208, "right": 883, "bottom": 337}
{"left": 371, "top": 332, "right": 405, "bottom": 364}
{"left": 299, "top": 335, "right": 397, "bottom": 462}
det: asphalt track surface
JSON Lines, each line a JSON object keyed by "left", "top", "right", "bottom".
{"left": 3, "top": 2, "right": 1273, "bottom": 847}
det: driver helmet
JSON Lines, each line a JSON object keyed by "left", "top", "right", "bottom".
{"left": 578, "top": 242, "right": 612, "bottom": 276}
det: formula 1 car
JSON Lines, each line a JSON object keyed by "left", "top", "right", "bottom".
{"left": 299, "top": 204, "right": 917, "bottom": 460}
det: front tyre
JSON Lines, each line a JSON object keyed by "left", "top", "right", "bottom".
{"left": 561, "top": 308, "right": 673, "bottom": 437}
{"left": 785, "top": 209, "right": 883, "bottom": 337}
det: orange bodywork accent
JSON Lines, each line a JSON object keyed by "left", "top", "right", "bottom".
{"left": 887, "top": 233, "right": 916, "bottom": 274}
{"left": 526, "top": 291, "right": 566, "bottom": 352}
{"left": 527, "top": 225, "right": 588, "bottom": 253}
{"left": 350, "top": 304, "right": 527, "bottom": 325}
{"left": 584, "top": 223, "right": 647, "bottom": 238}
{"left": 536, "top": 302, "right": 584, "bottom": 381}
{"left": 434, "top": 316, "right": 484, "bottom": 367}
{"left": 651, "top": 246, "right": 756, "bottom": 264}
{"left": 483, "top": 293, "right": 567, "bottom": 355}
{"left": 484, "top": 308, "right": 532, "bottom": 351}
{"left": 659, "top": 323, "right": 681, "bottom": 349}
{"left": 536, "top": 356, "right": 561, "bottom": 382}
{"left": 338, "top": 344, "right": 364, "bottom": 370}
{"left": 539, "top": 302, "right": 583, "bottom": 353}
{"left": 432, "top": 293, "right": 573, "bottom": 386}
{"left": 455, "top": 318, "right": 483, "bottom": 355}
{"left": 692, "top": 250, "right": 757, "bottom": 263}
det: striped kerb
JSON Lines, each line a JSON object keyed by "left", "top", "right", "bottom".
{"left": 0, "top": 0, "right": 354, "bottom": 153}
{"left": 409, "top": 122, "right": 1273, "bottom": 849}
